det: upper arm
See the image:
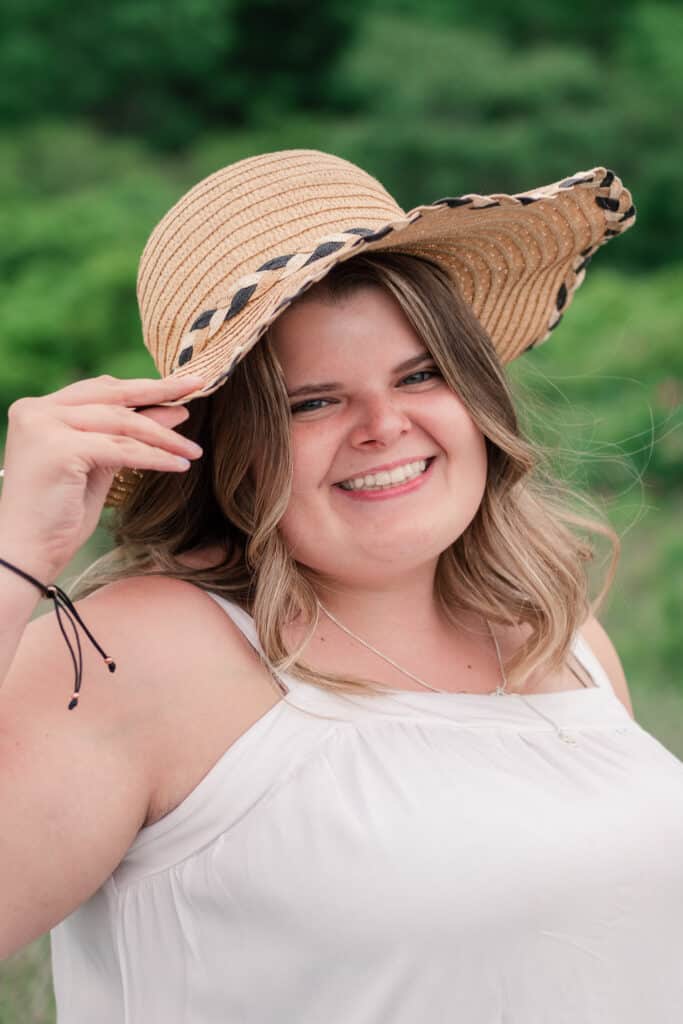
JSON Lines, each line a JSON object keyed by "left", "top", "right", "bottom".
{"left": 0, "top": 575, "right": 195, "bottom": 959}
{"left": 579, "top": 614, "right": 635, "bottom": 720}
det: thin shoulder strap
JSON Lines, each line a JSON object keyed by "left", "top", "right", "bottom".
{"left": 201, "top": 590, "right": 294, "bottom": 695}
{"left": 570, "top": 629, "right": 616, "bottom": 694}
{"left": 202, "top": 590, "right": 263, "bottom": 650}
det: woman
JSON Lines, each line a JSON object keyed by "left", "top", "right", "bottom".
{"left": 1, "top": 150, "right": 681, "bottom": 1021}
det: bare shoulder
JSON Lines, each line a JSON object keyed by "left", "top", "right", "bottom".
{"left": 579, "top": 614, "right": 635, "bottom": 719}
{"left": 79, "top": 573, "right": 283, "bottom": 826}
{"left": 7, "top": 571, "right": 263, "bottom": 724}
{"left": 76, "top": 572, "right": 279, "bottom": 715}
{"left": 0, "top": 571, "right": 277, "bottom": 954}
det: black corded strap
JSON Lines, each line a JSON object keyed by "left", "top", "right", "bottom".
{"left": 0, "top": 557, "right": 116, "bottom": 709}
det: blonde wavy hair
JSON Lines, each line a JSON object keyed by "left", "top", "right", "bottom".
{"left": 68, "top": 251, "right": 620, "bottom": 694}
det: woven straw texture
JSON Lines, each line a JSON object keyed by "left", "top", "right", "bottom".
{"left": 106, "top": 149, "right": 635, "bottom": 507}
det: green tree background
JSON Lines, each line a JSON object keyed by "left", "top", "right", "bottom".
{"left": 1, "top": 2, "right": 681, "bottom": 1019}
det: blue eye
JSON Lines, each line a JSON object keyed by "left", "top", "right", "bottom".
{"left": 289, "top": 368, "right": 441, "bottom": 414}
{"left": 290, "top": 398, "right": 332, "bottom": 413}
{"left": 401, "top": 369, "right": 441, "bottom": 385}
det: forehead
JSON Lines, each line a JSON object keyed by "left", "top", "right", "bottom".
{"left": 269, "top": 284, "right": 425, "bottom": 372}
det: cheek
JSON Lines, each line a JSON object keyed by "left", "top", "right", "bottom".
{"left": 289, "top": 449, "right": 318, "bottom": 496}
{"left": 277, "top": 472, "right": 333, "bottom": 564}
{"left": 288, "top": 427, "right": 336, "bottom": 495}
{"left": 463, "top": 426, "right": 489, "bottom": 487}
{"left": 430, "top": 394, "right": 485, "bottom": 453}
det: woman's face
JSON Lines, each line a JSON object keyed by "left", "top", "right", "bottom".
{"left": 269, "top": 284, "right": 488, "bottom": 587}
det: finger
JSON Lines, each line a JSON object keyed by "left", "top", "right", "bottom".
{"left": 138, "top": 406, "right": 190, "bottom": 427}
{"left": 68, "top": 433, "right": 198, "bottom": 475}
{"left": 46, "top": 373, "right": 206, "bottom": 408}
{"left": 59, "top": 404, "right": 202, "bottom": 461}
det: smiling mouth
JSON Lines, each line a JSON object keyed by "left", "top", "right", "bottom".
{"left": 335, "top": 457, "right": 435, "bottom": 491}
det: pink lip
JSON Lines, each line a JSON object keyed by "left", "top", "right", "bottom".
{"left": 334, "top": 455, "right": 433, "bottom": 485}
{"left": 335, "top": 457, "right": 436, "bottom": 502}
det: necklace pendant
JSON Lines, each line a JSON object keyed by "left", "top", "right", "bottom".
{"left": 558, "top": 730, "right": 578, "bottom": 744}
{"left": 492, "top": 684, "right": 507, "bottom": 697}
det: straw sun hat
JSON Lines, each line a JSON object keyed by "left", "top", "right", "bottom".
{"left": 105, "top": 148, "right": 635, "bottom": 508}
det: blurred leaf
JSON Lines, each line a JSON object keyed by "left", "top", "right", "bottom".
{"left": 0, "top": 0, "right": 357, "bottom": 149}
{"left": 509, "top": 266, "right": 683, "bottom": 493}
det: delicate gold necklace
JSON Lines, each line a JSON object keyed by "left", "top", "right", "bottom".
{"left": 316, "top": 600, "right": 579, "bottom": 744}
{"left": 318, "top": 601, "right": 508, "bottom": 695}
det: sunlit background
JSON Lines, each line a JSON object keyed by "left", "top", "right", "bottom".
{"left": 1, "top": 1, "right": 681, "bottom": 1018}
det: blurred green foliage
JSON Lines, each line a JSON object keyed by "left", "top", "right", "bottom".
{"left": 1, "top": 1, "right": 682, "bottom": 264}
{"left": 0, "top": 3, "right": 681, "bottom": 1019}
{"left": 0, "top": 0, "right": 356, "bottom": 148}
{"left": 334, "top": 4, "right": 683, "bottom": 269}
{"left": 509, "top": 267, "right": 683, "bottom": 493}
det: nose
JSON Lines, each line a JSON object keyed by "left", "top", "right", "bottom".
{"left": 347, "top": 392, "right": 412, "bottom": 449}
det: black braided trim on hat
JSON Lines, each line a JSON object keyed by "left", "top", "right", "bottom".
{"left": 108, "top": 169, "right": 635, "bottom": 507}
{"left": 523, "top": 168, "right": 635, "bottom": 352}
{"left": 173, "top": 168, "right": 635, "bottom": 382}
{"left": 174, "top": 223, "right": 404, "bottom": 370}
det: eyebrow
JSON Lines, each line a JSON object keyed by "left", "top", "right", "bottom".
{"left": 285, "top": 352, "right": 435, "bottom": 398}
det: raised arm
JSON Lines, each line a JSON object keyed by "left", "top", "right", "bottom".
{"left": 0, "top": 574, "right": 160, "bottom": 958}
{"left": 0, "top": 371, "right": 204, "bottom": 957}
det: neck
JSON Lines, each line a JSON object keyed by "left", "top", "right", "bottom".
{"left": 310, "top": 572, "right": 453, "bottom": 640}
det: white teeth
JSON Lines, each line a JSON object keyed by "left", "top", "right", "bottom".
{"left": 339, "top": 459, "right": 429, "bottom": 491}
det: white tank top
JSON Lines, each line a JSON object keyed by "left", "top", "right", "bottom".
{"left": 50, "top": 591, "right": 683, "bottom": 1022}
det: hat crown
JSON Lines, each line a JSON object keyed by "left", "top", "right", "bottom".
{"left": 137, "top": 149, "right": 403, "bottom": 374}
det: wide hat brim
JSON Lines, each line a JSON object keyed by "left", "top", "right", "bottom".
{"left": 106, "top": 153, "right": 634, "bottom": 508}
